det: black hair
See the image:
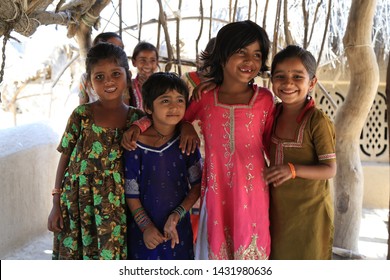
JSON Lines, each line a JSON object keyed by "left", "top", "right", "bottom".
{"left": 132, "top": 41, "right": 159, "bottom": 60}
{"left": 86, "top": 43, "right": 130, "bottom": 83}
{"left": 199, "top": 37, "right": 216, "bottom": 71}
{"left": 271, "top": 45, "right": 317, "bottom": 79}
{"left": 142, "top": 72, "right": 189, "bottom": 115}
{"left": 201, "top": 20, "right": 270, "bottom": 85}
{"left": 92, "top": 32, "right": 123, "bottom": 47}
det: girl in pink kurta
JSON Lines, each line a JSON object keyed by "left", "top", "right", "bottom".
{"left": 184, "top": 20, "right": 275, "bottom": 260}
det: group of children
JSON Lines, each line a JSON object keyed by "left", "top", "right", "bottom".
{"left": 47, "top": 20, "right": 336, "bottom": 260}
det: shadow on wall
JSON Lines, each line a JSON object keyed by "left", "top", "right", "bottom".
{"left": 0, "top": 122, "right": 60, "bottom": 258}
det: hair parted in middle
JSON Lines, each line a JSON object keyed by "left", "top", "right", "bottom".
{"left": 271, "top": 45, "right": 317, "bottom": 79}
{"left": 85, "top": 42, "right": 131, "bottom": 83}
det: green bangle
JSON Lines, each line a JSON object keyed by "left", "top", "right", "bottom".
{"left": 172, "top": 205, "right": 186, "bottom": 221}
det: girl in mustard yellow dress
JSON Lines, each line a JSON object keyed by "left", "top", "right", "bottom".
{"left": 263, "top": 45, "right": 337, "bottom": 260}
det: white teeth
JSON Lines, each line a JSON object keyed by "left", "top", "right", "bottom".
{"left": 240, "top": 68, "right": 252, "bottom": 72}
{"left": 105, "top": 87, "right": 116, "bottom": 93}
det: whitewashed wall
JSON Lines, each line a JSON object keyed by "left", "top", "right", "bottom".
{"left": 0, "top": 122, "right": 59, "bottom": 258}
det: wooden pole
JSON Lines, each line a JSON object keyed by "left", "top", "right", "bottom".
{"left": 386, "top": 47, "right": 390, "bottom": 261}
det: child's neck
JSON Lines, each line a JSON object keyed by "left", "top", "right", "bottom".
{"left": 280, "top": 100, "right": 307, "bottom": 117}
{"left": 140, "top": 124, "right": 177, "bottom": 147}
{"left": 218, "top": 82, "right": 253, "bottom": 105}
{"left": 152, "top": 121, "right": 177, "bottom": 137}
{"left": 92, "top": 100, "right": 128, "bottom": 129}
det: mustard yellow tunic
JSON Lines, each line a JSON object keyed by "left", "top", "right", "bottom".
{"left": 269, "top": 101, "right": 336, "bottom": 260}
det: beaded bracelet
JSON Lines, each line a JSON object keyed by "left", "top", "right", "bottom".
{"left": 287, "top": 162, "right": 296, "bottom": 179}
{"left": 132, "top": 207, "right": 152, "bottom": 232}
{"left": 51, "top": 188, "right": 62, "bottom": 196}
{"left": 172, "top": 205, "right": 187, "bottom": 221}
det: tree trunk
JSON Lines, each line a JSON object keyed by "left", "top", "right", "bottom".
{"left": 73, "top": 0, "right": 111, "bottom": 59}
{"left": 386, "top": 42, "right": 390, "bottom": 261}
{"left": 333, "top": 0, "right": 379, "bottom": 253}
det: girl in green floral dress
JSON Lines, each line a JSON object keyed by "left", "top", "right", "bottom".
{"left": 47, "top": 43, "right": 144, "bottom": 259}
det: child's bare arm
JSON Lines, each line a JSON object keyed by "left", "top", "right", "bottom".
{"left": 127, "top": 197, "right": 165, "bottom": 249}
{"left": 263, "top": 161, "right": 337, "bottom": 187}
{"left": 47, "top": 153, "right": 69, "bottom": 232}
{"left": 121, "top": 117, "right": 152, "bottom": 150}
{"left": 163, "top": 183, "right": 201, "bottom": 248}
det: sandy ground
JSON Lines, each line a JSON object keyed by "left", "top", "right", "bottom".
{"left": 1, "top": 208, "right": 388, "bottom": 260}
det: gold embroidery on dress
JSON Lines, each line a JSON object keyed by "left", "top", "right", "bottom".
{"left": 209, "top": 227, "right": 234, "bottom": 260}
{"left": 235, "top": 234, "right": 268, "bottom": 260}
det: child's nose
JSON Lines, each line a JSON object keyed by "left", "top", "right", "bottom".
{"left": 104, "top": 76, "right": 114, "bottom": 84}
{"left": 283, "top": 76, "right": 294, "bottom": 84}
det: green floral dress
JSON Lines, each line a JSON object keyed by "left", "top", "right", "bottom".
{"left": 52, "top": 104, "right": 144, "bottom": 260}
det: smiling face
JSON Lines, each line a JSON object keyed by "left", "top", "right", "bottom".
{"left": 147, "top": 89, "right": 186, "bottom": 128}
{"left": 222, "top": 40, "right": 262, "bottom": 85}
{"left": 90, "top": 58, "right": 128, "bottom": 102}
{"left": 132, "top": 50, "right": 158, "bottom": 79}
{"left": 271, "top": 57, "right": 317, "bottom": 106}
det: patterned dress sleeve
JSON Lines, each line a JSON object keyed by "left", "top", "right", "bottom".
{"left": 311, "top": 109, "right": 336, "bottom": 162}
{"left": 57, "top": 105, "right": 85, "bottom": 155}
{"left": 123, "top": 148, "right": 141, "bottom": 199}
{"left": 183, "top": 93, "right": 205, "bottom": 123}
{"left": 261, "top": 89, "right": 276, "bottom": 159}
{"left": 186, "top": 148, "right": 203, "bottom": 186}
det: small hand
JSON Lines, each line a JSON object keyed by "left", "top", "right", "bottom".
{"left": 191, "top": 79, "right": 217, "bottom": 101}
{"left": 47, "top": 205, "right": 63, "bottom": 232}
{"left": 179, "top": 122, "right": 200, "bottom": 155}
{"left": 263, "top": 164, "right": 293, "bottom": 187}
{"left": 143, "top": 225, "right": 166, "bottom": 250}
{"left": 121, "top": 125, "right": 141, "bottom": 150}
{"left": 164, "top": 213, "right": 180, "bottom": 249}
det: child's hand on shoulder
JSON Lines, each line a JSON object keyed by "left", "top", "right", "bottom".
{"left": 143, "top": 225, "right": 166, "bottom": 249}
{"left": 179, "top": 122, "right": 200, "bottom": 155}
{"left": 191, "top": 79, "right": 216, "bottom": 101}
{"left": 121, "top": 125, "right": 141, "bottom": 150}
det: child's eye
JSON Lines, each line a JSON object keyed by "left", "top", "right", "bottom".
{"left": 293, "top": 75, "right": 304, "bottom": 80}
{"left": 94, "top": 74, "right": 104, "bottom": 80}
{"left": 112, "top": 71, "right": 122, "bottom": 77}
{"left": 178, "top": 98, "right": 185, "bottom": 103}
{"left": 273, "top": 75, "right": 285, "bottom": 80}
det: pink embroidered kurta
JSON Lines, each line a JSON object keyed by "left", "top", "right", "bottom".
{"left": 184, "top": 85, "right": 275, "bottom": 260}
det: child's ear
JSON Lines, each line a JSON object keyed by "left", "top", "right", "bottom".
{"left": 145, "top": 107, "right": 153, "bottom": 115}
{"left": 132, "top": 58, "right": 137, "bottom": 67}
{"left": 309, "top": 76, "right": 318, "bottom": 91}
